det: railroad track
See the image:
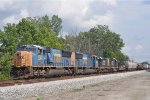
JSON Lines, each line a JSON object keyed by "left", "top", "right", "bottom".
{"left": 0, "top": 70, "right": 137, "bottom": 87}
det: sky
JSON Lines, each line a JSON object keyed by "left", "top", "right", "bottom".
{"left": 0, "top": 0, "right": 150, "bottom": 62}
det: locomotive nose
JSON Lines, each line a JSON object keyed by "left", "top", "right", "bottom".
{"left": 13, "top": 51, "right": 32, "bottom": 67}
{"left": 13, "top": 52, "right": 21, "bottom": 67}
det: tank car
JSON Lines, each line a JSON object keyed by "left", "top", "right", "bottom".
{"left": 123, "top": 61, "right": 138, "bottom": 71}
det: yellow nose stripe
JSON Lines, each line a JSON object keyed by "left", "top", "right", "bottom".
{"left": 16, "top": 66, "right": 21, "bottom": 68}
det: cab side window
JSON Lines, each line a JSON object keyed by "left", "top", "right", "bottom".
{"left": 38, "top": 49, "right": 42, "bottom": 55}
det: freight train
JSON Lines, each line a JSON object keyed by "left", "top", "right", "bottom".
{"left": 11, "top": 45, "right": 141, "bottom": 78}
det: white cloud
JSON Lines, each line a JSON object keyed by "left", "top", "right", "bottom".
{"left": 0, "top": 0, "right": 17, "bottom": 10}
{"left": 1, "top": 0, "right": 116, "bottom": 30}
{"left": 123, "top": 44, "right": 143, "bottom": 54}
{"left": 79, "top": 11, "right": 114, "bottom": 28}
{"left": 2, "top": 9, "right": 29, "bottom": 25}
{"left": 102, "top": 0, "right": 117, "bottom": 6}
{"left": 20, "top": 9, "right": 29, "bottom": 18}
{"left": 122, "top": 43, "right": 144, "bottom": 61}
{"left": 2, "top": 15, "right": 17, "bottom": 24}
{"left": 135, "top": 44, "right": 143, "bottom": 50}
{"left": 57, "top": 0, "right": 92, "bottom": 18}
{"left": 55, "top": 0, "right": 115, "bottom": 30}
{"left": 40, "top": 0, "right": 61, "bottom": 15}
{"left": 38, "top": 0, "right": 116, "bottom": 30}
{"left": 82, "top": 7, "right": 88, "bottom": 16}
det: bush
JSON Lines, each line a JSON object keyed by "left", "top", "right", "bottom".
{"left": 0, "top": 52, "right": 12, "bottom": 80}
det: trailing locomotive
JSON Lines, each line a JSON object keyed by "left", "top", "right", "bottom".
{"left": 11, "top": 45, "right": 139, "bottom": 78}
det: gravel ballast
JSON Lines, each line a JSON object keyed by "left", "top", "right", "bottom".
{"left": 0, "top": 71, "right": 145, "bottom": 100}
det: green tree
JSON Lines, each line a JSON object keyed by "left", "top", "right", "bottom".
{"left": 0, "top": 52, "right": 12, "bottom": 80}
{"left": 64, "top": 25, "right": 128, "bottom": 61}
{"left": 16, "top": 16, "right": 63, "bottom": 48}
{"left": 110, "top": 50, "right": 129, "bottom": 61}
{"left": 16, "top": 18, "right": 35, "bottom": 45}
{"left": 0, "top": 24, "right": 19, "bottom": 54}
{"left": 87, "top": 25, "right": 124, "bottom": 56}
{"left": 50, "top": 15, "right": 62, "bottom": 35}
{"left": 141, "top": 61, "right": 150, "bottom": 65}
{"left": 0, "top": 15, "right": 63, "bottom": 52}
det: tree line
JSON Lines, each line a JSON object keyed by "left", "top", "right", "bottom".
{"left": 0, "top": 15, "right": 129, "bottom": 80}
{"left": 63, "top": 25, "right": 129, "bottom": 61}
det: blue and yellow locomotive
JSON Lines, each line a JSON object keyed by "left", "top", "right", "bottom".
{"left": 11, "top": 45, "right": 118, "bottom": 77}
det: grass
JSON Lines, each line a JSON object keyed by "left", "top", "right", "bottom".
{"left": 71, "top": 86, "right": 85, "bottom": 92}
{"left": 36, "top": 96, "right": 41, "bottom": 100}
{"left": 90, "top": 83, "right": 100, "bottom": 87}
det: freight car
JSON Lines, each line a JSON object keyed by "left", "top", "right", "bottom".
{"left": 118, "top": 61, "right": 138, "bottom": 71}
{"left": 11, "top": 45, "right": 139, "bottom": 78}
{"left": 137, "top": 63, "right": 144, "bottom": 70}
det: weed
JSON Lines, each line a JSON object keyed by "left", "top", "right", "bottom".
{"left": 36, "top": 96, "right": 41, "bottom": 100}
{"left": 71, "top": 86, "right": 85, "bottom": 92}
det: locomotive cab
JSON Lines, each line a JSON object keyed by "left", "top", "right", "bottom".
{"left": 15, "top": 45, "right": 47, "bottom": 66}
{"left": 11, "top": 45, "right": 47, "bottom": 77}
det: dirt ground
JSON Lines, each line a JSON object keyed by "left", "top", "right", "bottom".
{"left": 30, "top": 71, "right": 150, "bottom": 100}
